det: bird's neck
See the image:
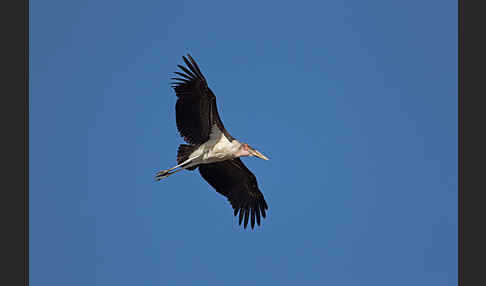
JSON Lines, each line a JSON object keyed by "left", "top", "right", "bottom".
{"left": 233, "top": 140, "right": 250, "bottom": 158}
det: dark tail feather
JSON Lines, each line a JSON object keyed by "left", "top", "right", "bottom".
{"left": 177, "top": 144, "right": 198, "bottom": 171}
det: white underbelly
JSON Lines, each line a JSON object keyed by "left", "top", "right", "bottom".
{"left": 189, "top": 124, "right": 238, "bottom": 165}
{"left": 202, "top": 137, "right": 235, "bottom": 162}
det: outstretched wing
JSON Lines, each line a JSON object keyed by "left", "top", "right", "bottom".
{"left": 171, "top": 54, "right": 234, "bottom": 145}
{"left": 198, "top": 158, "right": 268, "bottom": 229}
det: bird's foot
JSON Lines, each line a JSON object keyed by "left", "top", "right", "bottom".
{"left": 156, "top": 169, "right": 169, "bottom": 176}
{"left": 155, "top": 170, "right": 170, "bottom": 181}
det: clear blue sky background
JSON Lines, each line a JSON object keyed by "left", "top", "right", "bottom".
{"left": 30, "top": 1, "right": 457, "bottom": 285}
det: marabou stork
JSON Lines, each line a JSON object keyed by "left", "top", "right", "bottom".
{"left": 155, "top": 54, "right": 270, "bottom": 230}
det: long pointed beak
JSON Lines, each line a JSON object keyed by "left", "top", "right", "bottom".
{"left": 251, "top": 149, "right": 269, "bottom": 161}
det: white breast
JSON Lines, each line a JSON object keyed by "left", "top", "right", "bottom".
{"left": 196, "top": 124, "right": 239, "bottom": 163}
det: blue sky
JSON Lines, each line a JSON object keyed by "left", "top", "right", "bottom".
{"left": 30, "top": 0, "right": 457, "bottom": 285}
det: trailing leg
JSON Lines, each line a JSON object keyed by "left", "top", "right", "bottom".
{"left": 155, "top": 144, "right": 200, "bottom": 181}
{"left": 155, "top": 157, "right": 194, "bottom": 181}
{"left": 155, "top": 167, "right": 185, "bottom": 181}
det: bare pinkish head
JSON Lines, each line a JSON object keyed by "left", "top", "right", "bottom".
{"left": 235, "top": 143, "right": 269, "bottom": 160}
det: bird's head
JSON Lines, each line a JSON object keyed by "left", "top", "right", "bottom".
{"left": 236, "top": 143, "right": 269, "bottom": 160}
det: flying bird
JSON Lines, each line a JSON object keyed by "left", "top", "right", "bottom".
{"left": 155, "top": 54, "right": 270, "bottom": 230}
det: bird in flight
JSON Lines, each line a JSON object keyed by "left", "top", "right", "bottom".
{"left": 155, "top": 54, "right": 270, "bottom": 230}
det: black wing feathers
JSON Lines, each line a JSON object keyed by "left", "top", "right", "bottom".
{"left": 198, "top": 158, "right": 268, "bottom": 230}
{"left": 171, "top": 54, "right": 234, "bottom": 144}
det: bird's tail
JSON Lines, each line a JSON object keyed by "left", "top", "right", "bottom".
{"left": 177, "top": 144, "right": 198, "bottom": 170}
